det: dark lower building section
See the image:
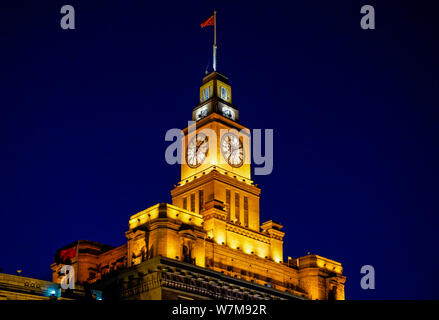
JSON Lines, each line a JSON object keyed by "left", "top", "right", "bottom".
{"left": 92, "top": 256, "right": 307, "bottom": 300}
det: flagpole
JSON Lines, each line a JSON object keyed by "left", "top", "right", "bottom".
{"left": 213, "top": 11, "right": 217, "bottom": 71}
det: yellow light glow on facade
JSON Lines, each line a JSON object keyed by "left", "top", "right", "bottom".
{"left": 243, "top": 242, "right": 253, "bottom": 255}
{"left": 167, "top": 242, "right": 178, "bottom": 261}
{"left": 228, "top": 238, "right": 240, "bottom": 250}
{"left": 128, "top": 203, "right": 203, "bottom": 230}
{"left": 215, "top": 235, "right": 225, "bottom": 245}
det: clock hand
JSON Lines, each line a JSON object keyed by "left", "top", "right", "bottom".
{"left": 197, "top": 142, "right": 203, "bottom": 163}
{"left": 197, "top": 139, "right": 207, "bottom": 153}
{"left": 195, "top": 137, "right": 208, "bottom": 165}
{"left": 196, "top": 140, "right": 202, "bottom": 152}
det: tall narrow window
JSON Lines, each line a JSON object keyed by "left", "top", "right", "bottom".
{"left": 183, "top": 197, "right": 187, "bottom": 210}
{"left": 190, "top": 193, "right": 195, "bottom": 212}
{"left": 221, "top": 87, "right": 227, "bottom": 100}
{"left": 235, "top": 192, "right": 240, "bottom": 223}
{"left": 244, "top": 196, "right": 249, "bottom": 227}
{"left": 203, "top": 87, "right": 210, "bottom": 100}
{"left": 199, "top": 190, "right": 204, "bottom": 213}
{"left": 226, "top": 189, "right": 231, "bottom": 221}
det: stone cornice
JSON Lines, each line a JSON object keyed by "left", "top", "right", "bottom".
{"left": 182, "top": 112, "right": 249, "bottom": 134}
{"left": 172, "top": 169, "right": 261, "bottom": 197}
{"left": 225, "top": 224, "right": 271, "bottom": 244}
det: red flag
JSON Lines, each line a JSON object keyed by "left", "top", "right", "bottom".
{"left": 60, "top": 245, "right": 77, "bottom": 262}
{"left": 201, "top": 15, "right": 214, "bottom": 28}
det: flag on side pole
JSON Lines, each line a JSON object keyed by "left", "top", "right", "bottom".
{"left": 59, "top": 245, "right": 77, "bottom": 262}
{"left": 201, "top": 15, "right": 214, "bottom": 28}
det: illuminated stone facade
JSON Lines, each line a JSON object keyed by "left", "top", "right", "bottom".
{"left": 0, "top": 272, "right": 68, "bottom": 300}
{"left": 51, "top": 71, "right": 345, "bottom": 300}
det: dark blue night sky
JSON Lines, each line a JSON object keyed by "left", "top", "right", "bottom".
{"left": 0, "top": 1, "right": 437, "bottom": 299}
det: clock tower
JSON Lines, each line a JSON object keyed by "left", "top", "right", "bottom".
{"left": 172, "top": 71, "right": 260, "bottom": 233}
{"left": 181, "top": 71, "right": 251, "bottom": 181}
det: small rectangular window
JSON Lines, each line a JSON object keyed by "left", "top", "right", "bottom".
{"left": 199, "top": 190, "right": 204, "bottom": 213}
{"left": 235, "top": 193, "right": 240, "bottom": 223}
{"left": 226, "top": 190, "right": 231, "bottom": 221}
{"left": 183, "top": 197, "right": 187, "bottom": 210}
{"left": 190, "top": 194, "right": 195, "bottom": 212}
{"left": 244, "top": 196, "right": 249, "bottom": 226}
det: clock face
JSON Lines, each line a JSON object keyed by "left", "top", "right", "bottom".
{"left": 187, "top": 133, "right": 209, "bottom": 168}
{"left": 221, "top": 133, "right": 244, "bottom": 167}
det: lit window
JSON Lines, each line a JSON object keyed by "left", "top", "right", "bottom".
{"left": 221, "top": 87, "right": 227, "bottom": 100}
{"left": 201, "top": 87, "right": 210, "bottom": 102}
{"left": 196, "top": 106, "right": 208, "bottom": 120}
{"left": 222, "top": 106, "right": 235, "bottom": 120}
